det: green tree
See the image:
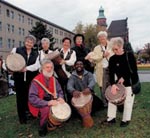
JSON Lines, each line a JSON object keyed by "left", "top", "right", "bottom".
{"left": 73, "top": 22, "right": 99, "bottom": 50}
{"left": 29, "top": 21, "right": 56, "bottom": 50}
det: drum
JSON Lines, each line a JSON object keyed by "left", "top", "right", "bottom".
{"left": 47, "top": 102, "right": 71, "bottom": 130}
{"left": 71, "top": 93, "right": 94, "bottom": 128}
{"left": 48, "top": 51, "right": 68, "bottom": 80}
{"left": 6, "top": 53, "right": 25, "bottom": 72}
{"left": 105, "top": 84, "right": 127, "bottom": 105}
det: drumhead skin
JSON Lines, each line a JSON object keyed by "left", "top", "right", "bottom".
{"left": 51, "top": 102, "right": 71, "bottom": 121}
{"left": 72, "top": 93, "right": 92, "bottom": 108}
{"left": 105, "top": 84, "right": 126, "bottom": 105}
{"left": 6, "top": 53, "right": 25, "bottom": 72}
{"left": 48, "top": 51, "right": 60, "bottom": 60}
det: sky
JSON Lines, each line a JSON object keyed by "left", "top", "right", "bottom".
{"left": 6, "top": 0, "right": 150, "bottom": 50}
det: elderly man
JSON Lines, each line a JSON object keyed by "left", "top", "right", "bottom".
{"left": 28, "top": 59, "right": 64, "bottom": 137}
{"left": 85, "top": 31, "right": 113, "bottom": 107}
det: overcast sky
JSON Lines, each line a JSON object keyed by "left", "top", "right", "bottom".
{"left": 6, "top": 0, "right": 150, "bottom": 50}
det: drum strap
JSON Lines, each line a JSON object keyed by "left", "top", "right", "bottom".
{"left": 34, "top": 78, "right": 57, "bottom": 99}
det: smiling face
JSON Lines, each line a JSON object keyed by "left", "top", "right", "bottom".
{"left": 63, "top": 39, "right": 71, "bottom": 50}
{"left": 42, "top": 62, "right": 54, "bottom": 78}
{"left": 112, "top": 45, "right": 123, "bottom": 55}
{"left": 24, "top": 38, "right": 34, "bottom": 50}
{"left": 74, "top": 61, "right": 84, "bottom": 72}
{"left": 98, "top": 35, "right": 107, "bottom": 45}
{"left": 75, "top": 36, "right": 83, "bottom": 45}
{"left": 42, "top": 41, "right": 49, "bottom": 51}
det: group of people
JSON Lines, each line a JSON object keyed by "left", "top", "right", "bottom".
{"left": 2, "top": 31, "right": 139, "bottom": 137}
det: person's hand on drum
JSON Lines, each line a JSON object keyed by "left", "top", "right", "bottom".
{"left": 111, "top": 84, "right": 119, "bottom": 95}
{"left": 60, "top": 59, "right": 66, "bottom": 65}
{"left": 20, "top": 67, "right": 27, "bottom": 72}
{"left": 118, "top": 77, "right": 124, "bottom": 85}
{"left": 73, "top": 90, "right": 80, "bottom": 98}
{"left": 82, "top": 88, "right": 91, "bottom": 95}
{"left": 48, "top": 100, "right": 59, "bottom": 106}
{"left": 57, "top": 97, "right": 65, "bottom": 104}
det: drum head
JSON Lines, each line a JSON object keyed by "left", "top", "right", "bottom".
{"left": 48, "top": 51, "right": 60, "bottom": 60}
{"left": 72, "top": 93, "right": 92, "bottom": 108}
{"left": 6, "top": 53, "right": 25, "bottom": 72}
{"left": 51, "top": 102, "right": 71, "bottom": 121}
{"left": 105, "top": 84, "right": 126, "bottom": 105}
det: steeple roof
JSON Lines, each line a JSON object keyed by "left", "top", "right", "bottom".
{"left": 97, "top": 6, "right": 106, "bottom": 19}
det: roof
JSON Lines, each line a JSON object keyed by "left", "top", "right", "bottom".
{"left": 0, "top": 0, "right": 74, "bottom": 34}
{"left": 97, "top": 6, "right": 106, "bottom": 19}
{"left": 108, "top": 18, "right": 128, "bottom": 38}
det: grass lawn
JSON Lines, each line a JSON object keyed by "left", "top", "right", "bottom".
{"left": 0, "top": 83, "right": 150, "bottom": 138}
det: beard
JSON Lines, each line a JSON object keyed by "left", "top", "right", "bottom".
{"left": 43, "top": 70, "right": 53, "bottom": 78}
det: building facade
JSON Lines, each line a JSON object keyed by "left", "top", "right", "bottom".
{"left": 0, "top": 1, "right": 74, "bottom": 58}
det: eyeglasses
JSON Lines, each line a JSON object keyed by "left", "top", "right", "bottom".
{"left": 113, "top": 48, "right": 119, "bottom": 51}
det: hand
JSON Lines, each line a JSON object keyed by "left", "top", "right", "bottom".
{"left": 111, "top": 84, "right": 119, "bottom": 95}
{"left": 118, "top": 77, "right": 124, "bottom": 85}
{"left": 20, "top": 67, "right": 27, "bottom": 72}
{"left": 73, "top": 91, "right": 81, "bottom": 98}
{"left": 82, "top": 88, "right": 91, "bottom": 95}
{"left": 103, "top": 51, "right": 110, "bottom": 58}
{"left": 48, "top": 100, "right": 58, "bottom": 106}
{"left": 60, "top": 59, "right": 66, "bottom": 65}
{"left": 57, "top": 97, "right": 65, "bottom": 104}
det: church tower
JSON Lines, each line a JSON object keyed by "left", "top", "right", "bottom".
{"left": 97, "top": 6, "right": 107, "bottom": 31}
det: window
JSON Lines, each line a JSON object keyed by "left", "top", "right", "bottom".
{"left": 12, "top": 39, "right": 15, "bottom": 48}
{"left": 6, "top": 9, "right": 10, "bottom": 17}
{"left": 7, "top": 24, "right": 10, "bottom": 32}
{"left": 22, "top": 16, "right": 24, "bottom": 23}
{"left": 18, "top": 27, "right": 21, "bottom": 35}
{"left": 11, "top": 25, "right": 14, "bottom": 33}
{"left": 55, "top": 29, "right": 58, "bottom": 34}
{"left": 31, "top": 19, "right": 33, "bottom": 26}
{"left": 0, "top": 37, "right": 2, "bottom": 48}
{"left": 0, "top": 5, "right": 1, "bottom": 14}
{"left": 28, "top": 18, "right": 30, "bottom": 25}
{"left": 22, "top": 28, "right": 25, "bottom": 36}
{"left": 19, "top": 41, "right": 22, "bottom": 47}
{"left": 18, "top": 14, "right": 21, "bottom": 22}
{"left": 7, "top": 39, "right": 11, "bottom": 48}
{"left": 0, "top": 22, "right": 2, "bottom": 31}
{"left": 11, "top": 11, "right": 14, "bottom": 19}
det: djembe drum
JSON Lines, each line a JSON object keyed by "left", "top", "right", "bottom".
{"left": 71, "top": 93, "right": 94, "bottom": 128}
{"left": 105, "top": 84, "right": 127, "bottom": 105}
{"left": 48, "top": 51, "right": 67, "bottom": 80}
{"left": 47, "top": 102, "right": 71, "bottom": 131}
{"left": 6, "top": 53, "right": 25, "bottom": 72}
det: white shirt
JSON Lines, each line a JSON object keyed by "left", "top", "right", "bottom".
{"left": 101, "top": 45, "right": 109, "bottom": 68}
{"left": 59, "top": 48, "right": 76, "bottom": 78}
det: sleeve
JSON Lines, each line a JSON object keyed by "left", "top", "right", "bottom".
{"left": 28, "top": 82, "right": 48, "bottom": 108}
{"left": 55, "top": 79, "right": 64, "bottom": 98}
{"left": 26, "top": 56, "right": 40, "bottom": 71}
{"left": 67, "top": 75, "right": 76, "bottom": 95}
{"left": 65, "top": 51, "right": 76, "bottom": 66}
{"left": 109, "top": 57, "right": 116, "bottom": 85}
{"left": 90, "top": 46, "right": 103, "bottom": 62}
{"left": 11, "top": 48, "right": 17, "bottom": 53}
{"left": 87, "top": 72, "right": 96, "bottom": 91}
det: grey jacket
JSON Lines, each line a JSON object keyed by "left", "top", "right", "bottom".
{"left": 67, "top": 70, "right": 96, "bottom": 95}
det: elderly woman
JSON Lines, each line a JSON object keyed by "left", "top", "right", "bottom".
{"left": 105, "top": 37, "right": 138, "bottom": 127}
{"left": 85, "top": 31, "right": 113, "bottom": 107}
{"left": 72, "top": 34, "right": 94, "bottom": 73}
{"left": 9, "top": 35, "right": 39, "bottom": 124}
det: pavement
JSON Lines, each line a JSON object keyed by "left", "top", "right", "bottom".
{"left": 138, "top": 70, "right": 150, "bottom": 82}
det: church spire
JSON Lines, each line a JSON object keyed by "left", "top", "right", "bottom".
{"left": 97, "top": 6, "right": 107, "bottom": 31}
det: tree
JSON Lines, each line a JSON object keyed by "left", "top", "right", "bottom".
{"left": 29, "top": 21, "right": 56, "bottom": 50}
{"left": 73, "top": 22, "right": 99, "bottom": 50}
{"left": 144, "top": 43, "right": 150, "bottom": 56}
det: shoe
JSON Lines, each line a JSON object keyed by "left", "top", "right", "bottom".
{"left": 102, "top": 118, "right": 116, "bottom": 125}
{"left": 39, "top": 122, "right": 48, "bottom": 137}
{"left": 120, "top": 121, "right": 130, "bottom": 127}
